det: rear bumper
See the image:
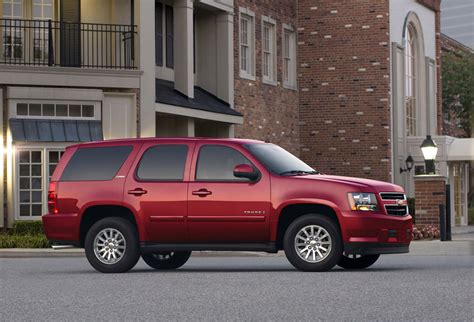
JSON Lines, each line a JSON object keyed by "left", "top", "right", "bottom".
{"left": 42, "top": 213, "right": 80, "bottom": 244}
{"left": 344, "top": 242, "right": 409, "bottom": 255}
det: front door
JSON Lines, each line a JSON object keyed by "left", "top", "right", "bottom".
{"left": 187, "top": 144, "right": 271, "bottom": 242}
{"left": 123, "top": 142, "right": 194, "bottom": 242}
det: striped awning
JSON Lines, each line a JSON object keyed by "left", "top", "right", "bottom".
{"left": 9, "top": 118, "right": 103, "bottom": 142}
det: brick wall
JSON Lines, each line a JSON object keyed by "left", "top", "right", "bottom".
{"left": 297, "top": 1, "right": 392, "bottom": 181}
{"left": 414, "top": 176, "right": 446, "bottom": 226}
{"left": 233, "top": 0, "right": 300, "bottom": 155}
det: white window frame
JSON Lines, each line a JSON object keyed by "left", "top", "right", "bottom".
{"left": 155, "top": 0, "right": 175, "bottom": 82}
{"left": 282, "top": 24, "right": 297, "bottom": 90}
{"left": 239, "top": 7, "right": 255, "bottom": 80}
{"left": 261, "top": 16, "right": 277, "bottom": 85}
{"left": 14, "top": 145, "right": 66, "bottom": 220}
{"left": 9, "top": 99, "right": 101, "bottom": 120}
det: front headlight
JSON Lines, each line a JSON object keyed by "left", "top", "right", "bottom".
{"left": 347, "top": 192, "right": 378, "bottom": 211}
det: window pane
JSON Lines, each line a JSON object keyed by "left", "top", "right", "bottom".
{"left": 49, "top": 165, "right": 56, "bottom": 176}
{"left": 82, "top": 105, "right": 94, "bottom": 117}
{"left": 19, "top": 151, "right": 30, "bottom": 163}
{"left": 20, "top": 191, "right": 30, "bottom": 203}
{"left": 43, "top": 104, "right": 54, "bottom": 116}
{"left": 20, "top": 205, "right": 30, "bottom": 217}
{"left": 20, "top": 178, "right": 30, "bottom": 189}
{"left": 32, "top": 177, "right": 42, "bottom": 189}
{"left": 196, "top": 145, "right": 252, "bottom": 181}
{"left": 17, "top": 103, "right": 28, "bottom": 115}
{"left": 56, "top": 104, "right": 68, "bottom": 116}
{"left": 69, "top": 105, "right": 81, "bottom": 117}
{"left": 20, "top": 165, "right": 29, "bottom": 176}
{"left": 29, "top": 104, "right": 41, "bottom": 116}
{"left": 32, "top": 204, "right": 43, "bottom": 216}
{"left": 31, "top": 151, "right": 41, "bottom": 163}
{"left": 61, "top": 146, "right": 133, "bottom": 181}
{"left": 32, "top": 191, "right": 42, "bottom": 202}
{"left": 49, "top": 151, "right": 59, "bottom": 163}
{"left": 31, "top": 164, "right": 41, "bottom": 176}
{"left": 136, "top": 145, "right": 188, "bottom": 181}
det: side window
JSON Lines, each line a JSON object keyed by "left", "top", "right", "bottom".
{"left": 60, "top": 146, "right": 132, "bottom": 181}
{"left": 196, "top": 145, "right": 252, "bottom": 181}
{"left": 136, "top": 145, "right": 188, "bottom": 181}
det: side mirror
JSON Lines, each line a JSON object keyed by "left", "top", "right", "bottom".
{"left": 233, "top": 164, "right": 259, "bottom": 181}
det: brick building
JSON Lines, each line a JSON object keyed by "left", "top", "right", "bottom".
{"left": 1, "top": 0, "right": 472, "bottom": 228}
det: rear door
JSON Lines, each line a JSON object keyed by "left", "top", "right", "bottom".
{"left": 187, "top": 143, "right": 271, "bottom": 242}
{"left": 123, "top": 142, "right": 194, "bottom": 242}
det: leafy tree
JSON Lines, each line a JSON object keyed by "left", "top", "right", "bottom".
{"left": 442, "top": 50, "right": 474, "bottom": 136}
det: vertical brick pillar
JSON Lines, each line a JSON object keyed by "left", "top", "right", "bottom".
{"left": 414, "top": 175, "right": 446, "bottom": 227}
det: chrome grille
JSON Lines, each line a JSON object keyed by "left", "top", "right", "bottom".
{"left": 385, "top": 205, "right": 409, "bottom": 216}
{"left": 380, "top": 192, "right": 406, "bottom": 200}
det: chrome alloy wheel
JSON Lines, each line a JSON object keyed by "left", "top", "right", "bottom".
{"left": 93, "top": 228, "right": 126, "bottom": 265}
{"left": 294, "top": 225, "right": 332, "bottom": 263}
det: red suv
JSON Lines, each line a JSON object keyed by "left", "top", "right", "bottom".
{"left": 43, "top": 138, "right": 412, "bottom": 273}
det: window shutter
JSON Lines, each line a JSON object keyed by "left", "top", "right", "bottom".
{"left": 165, "top": 5, "right": 174, "bottom": 69}
{"left": 155, "top": 1, "right": 163, "bottom": 66}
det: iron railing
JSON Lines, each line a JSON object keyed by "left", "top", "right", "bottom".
{"left": 0, "top": 18, "right": 136, "bottom": 69}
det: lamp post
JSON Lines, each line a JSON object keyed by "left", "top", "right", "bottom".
{"left": 399, "top": 155, "right": 414, "bottom": 173}
{"left": 420, "top": 135, "right": 438, "bottom": 174}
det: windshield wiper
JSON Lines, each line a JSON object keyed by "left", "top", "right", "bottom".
{"left": 279, "top": 170, "right": 320, "bottom": 176}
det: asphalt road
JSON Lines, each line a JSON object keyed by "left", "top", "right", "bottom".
{"left": 1, "top": 255, "right": 473, "bottom": 321}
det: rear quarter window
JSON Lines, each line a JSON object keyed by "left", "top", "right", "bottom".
{"left": 60, "top": 146, "right": 133, "bottom": 181}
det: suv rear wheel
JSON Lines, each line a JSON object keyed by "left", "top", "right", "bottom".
{"left": 84, "top": 217, "right": 140, "bottom": 273}
{"left": 284, "top": 214, "right": 343, "bottom": 272}
{"left": 337, "top": 254, "right": 380, "bottom": 270}
{"left": 142, "top": 251, "right": 192, "bottom": 270}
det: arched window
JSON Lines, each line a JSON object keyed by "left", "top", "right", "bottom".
{"left": 405, "top": 24, "right": 417, "bottom": 136}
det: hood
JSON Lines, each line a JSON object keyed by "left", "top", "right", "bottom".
{"left": 295, "top": 174, "right": 404, "bottom": 193}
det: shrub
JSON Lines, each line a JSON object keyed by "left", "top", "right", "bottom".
{"left": 412, "top": 224, "right": 440, "bottom": 240}
{"left": 0, "top": 234, "right": 51, "bottom": 248}
{"left": 469, "top": 208, "right": 474, "bottom": 225}
{"left": 10, "top": 221, "right": 45, "bottom": 235}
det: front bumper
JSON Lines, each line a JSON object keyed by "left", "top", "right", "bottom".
{"left": 340, "top": 210, "right": 413, "bottom": 254}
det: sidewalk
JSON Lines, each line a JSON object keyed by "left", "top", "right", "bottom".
{"left": 1, "top": 235, "right": 472, "bottom": 258}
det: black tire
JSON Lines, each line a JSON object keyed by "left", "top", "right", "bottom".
{"left": 142, "top": 251, "right": 192, "bottom": 270}
{"left": 284, "top": 214, "right": 343, "bottom": 272}
{"left": 337, "top": 254, "right": 380, "bottom": 270}
{"left": 84, "top": 217, "right": 140, "bottom": 273}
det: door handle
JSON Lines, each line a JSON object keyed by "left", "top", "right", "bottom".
{"left": 128, "top": 188, "right": 147, "bottom": 196}
{"left": 192, "top": 189, "right": 212, "bottom": 197}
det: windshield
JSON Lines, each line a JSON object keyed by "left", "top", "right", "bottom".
{"left": 245, "top": 143, "right": 318, "bottom": 176}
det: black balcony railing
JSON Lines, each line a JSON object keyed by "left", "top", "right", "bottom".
{"left": 0, "top": 18, "right": 136, "bottom": 69}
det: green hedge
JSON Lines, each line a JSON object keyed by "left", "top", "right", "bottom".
{"left": 407, "top": 198, "right": 416, "bottom": 223}
{"left": 0, "top": 221, "right": 51, "bottom": 248}
{"left": 469, "top": 208, "right": 474, "bottom": 225}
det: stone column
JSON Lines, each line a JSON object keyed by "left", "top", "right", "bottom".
{"left": 174, "top": 0, "right": 194, "bottom": 98}
{"left": 414, "top": 175, "right": 447, "bottom": 227}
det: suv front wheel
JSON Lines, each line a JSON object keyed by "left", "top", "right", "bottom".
{"left": 84, "top": 217, "right": 140, "bottom": 273}
{"left": 284, "top": 214, "right": 343, "bottom": 272}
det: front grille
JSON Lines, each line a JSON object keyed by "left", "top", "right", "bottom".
{"left": 380, "top": 192, "right": 406, "bottom": 200}
{"left": 385, "top": 205, "right": 408, "bottom": 216}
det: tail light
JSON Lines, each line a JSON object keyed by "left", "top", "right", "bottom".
{"left": 48, "top": 181, "right": 59, "bottom": 214}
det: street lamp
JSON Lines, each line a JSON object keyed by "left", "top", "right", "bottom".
{"left": 399, "top": 155, "right": 414, "bottom": 173}
{"left": 420, "top": 135, "right": 438, "bottom": 174}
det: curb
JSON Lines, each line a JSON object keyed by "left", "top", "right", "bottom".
{"left": 1, "top": 240, "right": 473, "bottom": 258}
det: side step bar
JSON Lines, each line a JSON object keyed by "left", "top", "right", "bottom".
{"left": 140, "top": 242, "right": 279, "bottom": 254}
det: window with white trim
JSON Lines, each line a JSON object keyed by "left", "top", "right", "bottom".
{"left": 262, "top": 17, "right": 276, "bottom": 84}
{"left": 32, "top": 0, "right": 53, "bottom": 61}
{"left": 14, "top": 102, "right": 99, "bottom": 119}
{"left": 16, "top": 148, "right": 65, "bottom": 219}
{"left": 2, "top": 0, "right": 24, "bottom": 59}
{"left": 239, "top": 9, "right": 255, "bottom": 79}
{"left": 405, "top": 23, "right": 417, "bottom": 136}
{"left": 283, "top": 26, "right": 296, "bottom": 89}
